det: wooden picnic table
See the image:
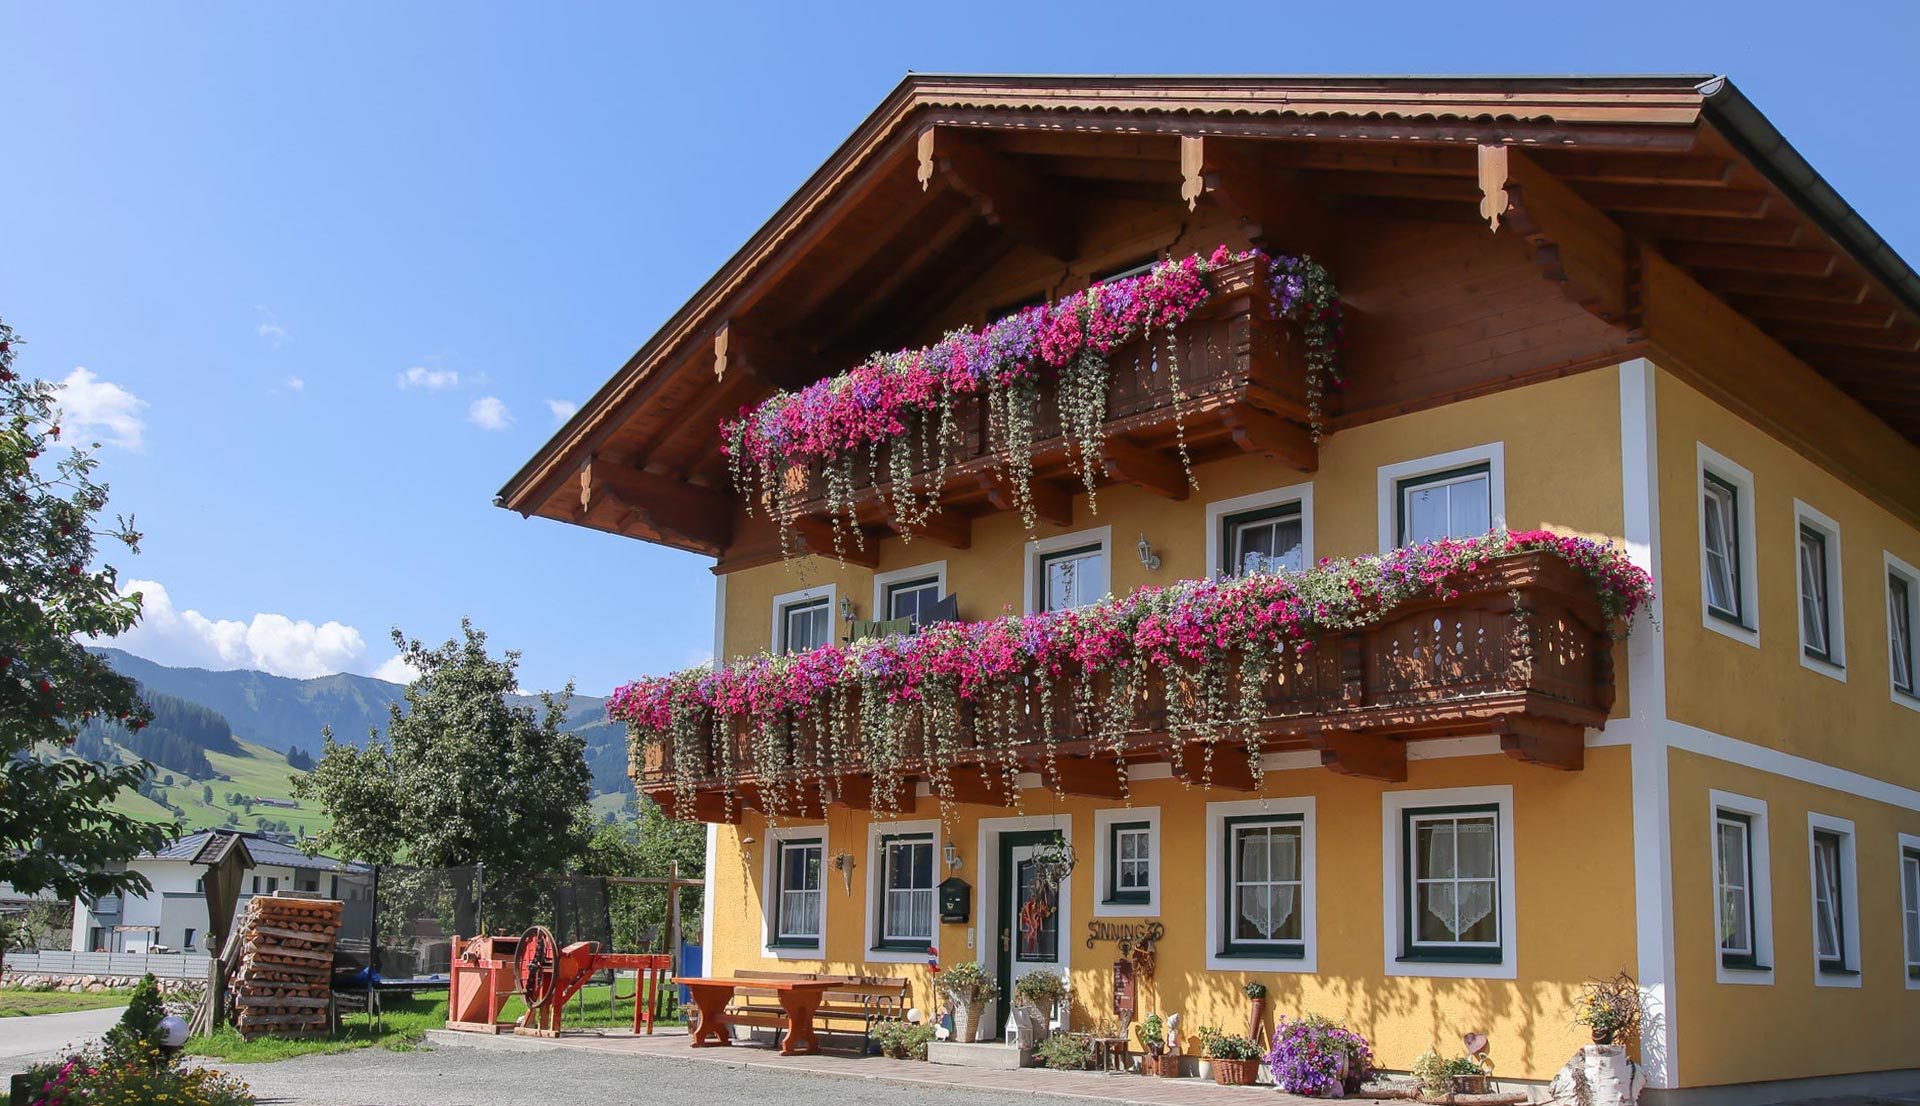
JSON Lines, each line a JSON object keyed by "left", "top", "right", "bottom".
{"left": 679, "top": 976, "right": 839, "bottom": 1055}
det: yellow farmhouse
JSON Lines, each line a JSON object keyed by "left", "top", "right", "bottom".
{"left": 500, "top": 75, "right": 1920, "bottom": 1103}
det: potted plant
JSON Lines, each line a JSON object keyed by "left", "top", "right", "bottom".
{"left": 1135, "top": 1012, "right": 1183, "bottom": 1077}
{"left": 1034, "top": 1031, "right": 1096, "bottom": 1070}
{"left": 1199, "top": 1026, "right": 1261, "bottom": 1086}
{"left": 1572, "top": 971, "right": 1640, "bottom": 1047}
{"left": 1412, "top": 1046, "right": 1493, "bottom": 1101}
{"left": 1012, "top": 969, "right": 1067, "bottom": 1046}
{"left": 1243, "top": 981, "right": 1268, "bottom": 1045}
{"left": 1267, "top": 1014, "right": 1376, "bottom": 1097}
{"left": 932, "top": 961, "right": 1000, "bottom": 1043}
{"left": 872, "top": 1018, "right": 936, "bottom": 1060}
{"left": 1030, "top": 836, "right": 1076, "bottom": 891}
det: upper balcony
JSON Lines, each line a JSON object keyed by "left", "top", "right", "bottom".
{"left": 624, "top": 542, "right": 1644, "bottom": 824}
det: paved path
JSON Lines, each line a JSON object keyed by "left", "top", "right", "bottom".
{"left": 0, "top": 1005, "right": 128, "bottom": 1068}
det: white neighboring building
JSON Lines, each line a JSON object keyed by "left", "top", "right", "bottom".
{"left": 70, "top": 830, "right": 373, "bottom": 954}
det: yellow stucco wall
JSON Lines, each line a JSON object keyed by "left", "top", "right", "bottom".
{"left": 708, "top": 747, "right": 1636, "bottom": 1082}
{"left": 1653, "top": 366, "right": 1920, "bottom": 790}
{"left": 1665, "top": 747, "right": 1920, "bottom": 1087}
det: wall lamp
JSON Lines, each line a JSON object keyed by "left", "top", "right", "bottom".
{"left": 1136, "top": 533, "right": 1162, "bottom": 571}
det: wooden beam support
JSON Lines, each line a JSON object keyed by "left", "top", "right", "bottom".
{"left": 974, "top": 473, "right": 1073, "bottom": 528}
{"left": 1220, "top": 404, "right": 1317, "bottom": 471}
{"left": 1660, "top": 242, "right": 1838, "bottom": 277}
{"left": 580, "top": 457, "right": 733, "bottom": 553}
{"left": 1175, "top": 743, "right": 1259, "bottom": 791}
{"left": 1493, "top": 148, "right": 1635, "bottom": 328}
{"left": 1492, "top": 716, "right": 1585, "bottom": 772}
{"left": 664, "top": 792, "right": 741, "bottom": 825}
{"left": 712, "top": 320, "right": 823, "bottom": 388}
{"left": 1180, "top": 135, "right": 1331, "bottom": 256}
{"left": 1729, "top": 296, "right": 1898, "bottom": 330}
{"left": 790, "top": 516, "right": 881, "bottom": 568}
{"left": 891, "top": 508, "right": 972, "bottom": 550}
{"left": 1101, "top": 439, "right": 1190, "bottom": 500}
{"left": 940, "top": 765, "right": 1017, "bottom": 808}
{"left": 1044, "top": 756, "right": 1127, "bottom": 800}
{"left": 1574, "top": 184, "right": 1770, "bottom": 219}
{"left": 826, "top": 774, "right": 918, "bottom": 816}
{"left": 1312, "top": 730, "right": 1408, "bottom": 783}
{"left": 918, "top": 126, "right": 1073, "bottom": 260}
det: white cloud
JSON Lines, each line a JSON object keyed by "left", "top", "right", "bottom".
{"left": 55, "top": 367, "right": 148, "bottom": 449}
{"left": 108, "top": 579, "right": 379, "bottom": 680}
{"left": 397, "top": 366, "right": 460, "bottom": 391}
{"left": 370, "top": 654, "right": 419, "bottom": 685}
{"left": 284, "top": 376, "right": 305, "bottom": 392}
{"left": 545, "top": 399, "right": 579, "bottom": 425}
{"left": 467, "top": 395, "right": 512, "bottom": 431}
{"left": 257, "top": 322, "right": 292, "bottom": 346}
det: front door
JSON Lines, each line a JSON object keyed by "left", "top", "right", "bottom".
{"left": 995, "top": 830, "right": 1065, "bottom": 1038}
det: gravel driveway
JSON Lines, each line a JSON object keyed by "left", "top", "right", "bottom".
{"left": 226, "top": 1045, "right": 1050, "bottom": 1106}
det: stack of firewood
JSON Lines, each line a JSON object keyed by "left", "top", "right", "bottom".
{"left": 231, "top": 895, "right": 342, "bottom": 1038}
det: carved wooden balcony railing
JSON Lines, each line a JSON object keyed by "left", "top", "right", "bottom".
{"left": 775, "top": 256, "right": 1320, "bottom": 561}
{"left": 639, "top": 552, "right": 1616, "bottom": 822}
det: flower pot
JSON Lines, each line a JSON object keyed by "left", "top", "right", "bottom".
{"left": 1246, "top": 996, "right": 1267, "bottom": 1045}
{"left": 1211, "top": 1057, "right": 1259, "bottom": 1086}
{"left": 1448, "top": 1073, "right": 1490, "bottom": 1096}
{"left": 950, "top": 999, "right": 987, "bottom": 1043}
{"left": 1146, "top": 1053, "right": 1184, "bottom": 1078}
{"left": 1591, "top": 1026, "right": 1616, "bottom": 1046}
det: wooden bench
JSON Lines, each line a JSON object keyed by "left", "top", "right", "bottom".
{"left": 724, "top": 970, "right": 909, "bottom": 1051}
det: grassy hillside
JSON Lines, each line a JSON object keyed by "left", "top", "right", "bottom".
{"left": 107, "top": 737, "right": 330, "bottom": 838}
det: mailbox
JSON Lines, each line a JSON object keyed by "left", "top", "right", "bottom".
{"left": 938, "top": 877, "right": 971, "bottom": 924}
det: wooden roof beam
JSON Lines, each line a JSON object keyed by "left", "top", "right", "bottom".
{"left": 790, "top": 516, "right": 882, "bottom": 568}
{"left": 1101, "top": 439, "right": 1190, "bottom": 500}
{"left": 1661, "top": 241, "right": 1838, "bottom": 277}
{"left": 890, "top": 508, "right": 972, "bottom": 550}
{"left": 1044, "top": 756, "right": 1126, "bottom": 800}
{"left": 1311, "top": 730, "right": 1407, "bottom": 783}
{"left": 918, "top": 125, "right": 1074, "bottom": 261}
{"left": 1175, "top": 743, "right": 1258, "bottom": 791}
{"left": 1731, "top": 296, "right": 1898, "bottom": 330}
{"left": 1576, "top": 184, "right": 1770, "bottom": 219}
{"left": 713, "top": 320, "right": 824, "bottom": 388}
{"left": 1485, "top": 146, "right": 1635, "bottom": 328}
{"left": 579, "top": 458, "right": 732, "bottom": 553}
{"left": 1493, "top": 716, "right": 1585, "bottom": 771}
{"left": 941, "top": 765, "right": 1017, "bottom": 808}
{"left": 1180, "top": 135, "right": 1333, "bottom": 257}
{"left": 1221, "top": 404, "right": 1317, "bottom": 472}
{"left": 974, "top": 473, "right": 1073, "bottom": 528}
{"left": 1528, "top": 151, "right": 1733, "bottom": 187}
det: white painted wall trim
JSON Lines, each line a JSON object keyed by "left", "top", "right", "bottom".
{"left": 1380, "top": 784, "right": 1517, "bottom": 980}
{"left": 1204, "top": 796, "right": 1316, "bottom": 973}
{"left": 700, "top": 571, "right": 724, "bottom": 975}
{"left": 1374, "top": 441, "right": 1506, "bottom": 553}
{"left": 1092, "top": 806, "right": 1161, "bottom": 919}
{"left": 1203, "top": 481, "right": 1315, "bottom": 579}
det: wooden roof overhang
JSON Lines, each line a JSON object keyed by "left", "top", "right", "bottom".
{"left": 498, "top": 74, "right": 1920, "bottom": 554}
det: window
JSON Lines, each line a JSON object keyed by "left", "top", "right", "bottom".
{"left": 771, "top": 838, "right": 823, "bottom": 948}
{"left": 1377, "top": 444, "right": 1504, "bottom": 553}
{"left": 267, "top": 877, "right": 278, "bottom": 893}
{"left": 194, "top": 877, "right": 204, "bottom": 893}
{"left": 1806, "top": 815, "right": 1859, "bottom": 984}
{"left": 876, "top": 833, "right": 935, "bottom": 949}
{"left": 1811, "top": 830, "right": 1845, "bottom": 971}
{"left": 1698, "top": 446, "right": 1759, "bottom": 646}
{"left": 1223, "top": 816, "right": 1304, "bottom": 957}
{"left": 1702, "top": 472, "right": 1743, "bottom": 623}
{"left": 183, "top": 928, "right": 196, "bottom": 951}
{"left": 1223, "top": 503, "right": 1304, "bottom": 577}
{"left": 1092, "top": 254, "right": 1159, "bottom": 283}
{"left": 1404, "top": 807, "right": 1501, "bottom": 961}
{"left": 781, "top": 598, "right": 831, "bottom": 654}
{"left": 1107, "top": 822, "right": 1152, "bottom": 906}
{"left": 885, "top": 577, "right": 942, "bottom": 626}
{"left": 250, "top": 876, "right": 259, "bottom": 894}
{"left": 1889, "top": 557, "right": 1918, "bottom": 705}
{"left": 1901, "top": 841, "right": 1920, "bottom": 982}
{"left": 1025, "top": 528, "right": 1111, "bottom": 614}
{"left": 1716, "top": 811, "right": 1758, "bottom": 968}
{"left": 1798, "top": 525, "right": 1835, "bottom": 663}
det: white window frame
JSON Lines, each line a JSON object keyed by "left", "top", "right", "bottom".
{"left": 1207, "top": 796, "right": 1315, "bottom": 972}
{"left": 871, "top": 561, "right": 948, "bottom": 627}
{"left": 1806, "top": 812, "right": 1861, "bottom": 987}
{"left": 1793, "top": 501, "right": 1846, "bottom": 681}
{"left": 1697, "top": 444, "right": 1760, "bottom": 648}
{"left": 770, "top": 583, "right": 837, "bottom": 654}
{"left": 1710, "top": 790, "right": 1774, "bottom": 985}
{"left": 1205, "top": 483, "right": 1314, "bottom": 580}
{"left": 1898, "top": 832, "right": 1920, "bottom": 990}
{"left": 1093, "top": 806, "right": 1160, "bottom": 918}
{"left": 760, "top": 823, "right": 827, "bottom": 957}
{"left": 1375, "top": 443, "right": 1506, "bottom": 553}
{"left": 1381, "top": 786, "right": 1515, "bottom": 980}
{"left": 1024, "top": 526, "right": 1111, "bottom": 615}
{"left": 863, "top": 818, "right": 943, "bottom": 964}
{"left": 1885, "top": 552, "right": 1920, "bottom": 711}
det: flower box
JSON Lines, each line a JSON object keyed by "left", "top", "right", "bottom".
{"left": 1211, "top": 1057, "right": 1260, "bottom": 1086}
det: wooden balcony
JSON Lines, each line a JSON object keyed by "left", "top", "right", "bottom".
{"left": 639, "top": 551, "right": 1616, "bottom": 823}
{"left": 772, "top": 255, "right": 1322, "bottom": 563}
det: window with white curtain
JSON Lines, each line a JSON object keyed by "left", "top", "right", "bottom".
{"left": 773, "top": 838, "right": 823, "bottom": 946}
{"left": 780, "top": 597, "right": 832, "bottom": 654}
{"left": 877, "top": 833, "right": 934, "bottom": 948}
{"left": 1405, "top": 807, "right": 1501, "bottom": 959}
{"left": 1396, "top": 465, "right": 1492, "bottom": 547}
{"left": 1222, "top": 816, "right": 1304, "bottom": 957}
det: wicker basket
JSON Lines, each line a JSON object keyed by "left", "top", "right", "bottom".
{"left": 1211, "top": 1057, "right": 1259, "bottom": 1086}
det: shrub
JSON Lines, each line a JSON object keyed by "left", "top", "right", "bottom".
{"left": 1198, "top": 1026, "right": 1260, "bottom": 1061}
{"left": 1411, "top": 1050, "right": 1491, "bottom": 1098}
{"left": 1266, "top": 1014, "right": 1375, "bottom": 1097}
{"left": 1034, "top": 1031, "right": 1095, "bottom": 1069}
{"left": 871, "top": 1018, "right": 936, "bottom": 1061}
{"left": 1013, "top": 969, "right": 1066, "bottom": 1010}
{"left": 103, "top": 974, "right": 166, "bottom": 1067}
{"left": 932, "top": 961, "right": 1000, "bottom": 1004}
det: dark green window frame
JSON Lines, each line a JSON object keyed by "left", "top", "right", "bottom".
{"left": 1799, "top": 524, "right": 1837, "bottom": 665}
{"left": 1037, "top": 543, "right": 1104, "bottom": 613}
{"left": 1891, "top": 575, "right": 1915, "bottom": 698}
{"left": 1104, "top": 820, "right": 1152, "bottom": 906}
{"left": 1702, "top": 471, "right": 1746, "bottom": 626}
{"left": 1218, "top": 813, "right": 1306, "bottom": 960}
{"left": 1394, "top": 462, "right": 1493, "bottom": 549}
{"left": 1219, "top": 502, "right": 1304, "bottom": 578}
{"left": 1811, "top": 829, "right": 1850, "bottom": 975}
{"left": 769, "top": 836, "right": 823, "bottom": 950}
{"left": 1901, "top": 847, "right": 1920, "bottom": 980}
{"left": 884, "top": 576, "right": 942, "bottom": 627}
{"left": 1399, "top": 803, "right": 1503, "bottom": 965}
{"left": 872, "top": 832, "right": 935, "bottom": 953}
{"left": 1715, "top": 810, "right": 1764, "bottom": 971}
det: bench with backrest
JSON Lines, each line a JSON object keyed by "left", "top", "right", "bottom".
{"left": 723, "top": 970, "right": 909, "bottom": 1051}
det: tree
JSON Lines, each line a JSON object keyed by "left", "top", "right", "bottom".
{"left": 0, "top": 317, "right": 170, "bottom": 899}
{"left": 295, "top": 621, "right": 592, "bottom": 934}
{"left": 104, "top": 973, "right": 167, "bottom": 1068}
{"left": 584, "top": 799, "right": 704, "bottom": 952}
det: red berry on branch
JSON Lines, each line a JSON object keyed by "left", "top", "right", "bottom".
{"left": 37, "top": 679, "right": 51, "bottom": 692}
{"left": 54, "top": 700, "right": 64, "bottom": 711}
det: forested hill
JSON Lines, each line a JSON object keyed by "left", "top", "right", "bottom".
{"left": 75, "top": 687, "right": 242, "bottom": 779}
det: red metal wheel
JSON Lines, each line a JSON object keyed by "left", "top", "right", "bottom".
{"left": 515, "top": 925, "right": 559, "bottom": 1011}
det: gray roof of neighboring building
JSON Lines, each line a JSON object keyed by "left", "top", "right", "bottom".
{"left": 140, "top": 830, "right": 373, "bottom": 874}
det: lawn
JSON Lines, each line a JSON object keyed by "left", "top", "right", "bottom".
{"left": 105, "top": 738, "right": 333, "bottom": 839}
{"left": 0, "top": 987, "right": 133, "bottom": 1017}
{"left": 183, "top": 983, "right": 683, "bottom": 1064}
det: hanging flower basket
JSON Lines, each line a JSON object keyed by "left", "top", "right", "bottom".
{"left": 1030, "top": 838, "right": 1076, "bottom": 891}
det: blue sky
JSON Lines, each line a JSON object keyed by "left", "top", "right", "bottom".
{"left": 4, "top": 1, "right": 1915, "bottom": 696}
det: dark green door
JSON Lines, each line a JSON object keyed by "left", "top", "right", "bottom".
{"left": 995, "top": 829, "right": 1064, "bottom": 1037}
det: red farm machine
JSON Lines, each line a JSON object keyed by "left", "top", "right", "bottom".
{"left": 446, "top": 926, "right": 673, "bottom": 1036}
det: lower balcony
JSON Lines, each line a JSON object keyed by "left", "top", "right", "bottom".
{"left": 625, "top": 543, "right": 1641, "bottom": 824}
